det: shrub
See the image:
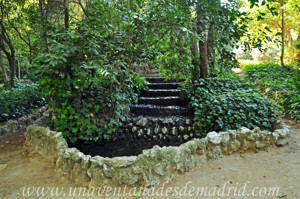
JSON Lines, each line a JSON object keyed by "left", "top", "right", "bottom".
{"left": 0, "top": 82, "right": 46, "bottom": 122}
{"left": 242, "top": 62, "right": 297, "bottom": 91}
{"left": 279, "top": 91, "right": 300, "bottom": 121}
{"left": 243, "top": 62, "right": 300, "bottom": 120}
{"left": 186, "top": 77, "right": 279, "bottom": 137}
{"left": 35, "top": 23, "right": 146, "bottom": 144}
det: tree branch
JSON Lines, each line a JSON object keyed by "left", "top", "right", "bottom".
{"left": 70, "top": 0, "right": 89, "bottom": 18}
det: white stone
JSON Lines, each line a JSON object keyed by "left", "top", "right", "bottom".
{"left": 136, "top": 118, "right": 148, "bottom": 127}
{"left": 207, "top": 132, "right": 222, "bottom": 145}
{"left": 161, "top": 127, "right": 168, "bottom": 135}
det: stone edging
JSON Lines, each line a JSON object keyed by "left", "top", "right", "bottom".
{"left": 0, "top": 106, "right": 47, "bottom": 136}
{"left": 25, "top": 115, "right": 290, "bottom": 187}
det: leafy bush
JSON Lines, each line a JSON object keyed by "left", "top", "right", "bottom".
{"left": 242, "top": 62, "right": 297, "bottom": 91}
{"left": 186, "top": 77, "right": 279, "bottom": 137}
{"left": 0, "top": 82, "right": 46, "bottom": 122}
{"left": 34, "top": 21, "right": 146, "bottom": 144}
{"left": 243, "top": 62, "right": 300, "bottom": 120}
{"left": 279, "top": 91, "right": 300, "bottom": 121}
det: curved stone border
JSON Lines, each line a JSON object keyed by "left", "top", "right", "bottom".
{"left": 0, "top": 106, "right": 47, "bottom": 136}
{"left": 25, "top": 116, "right": 290, "bottom": 187}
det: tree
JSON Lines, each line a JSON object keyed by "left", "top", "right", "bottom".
{"left": 241, "top": 0, "right": 300, "bottom": 64}
{"left": 0, "top": 1, "right": 16, "bottom": 86}
{"left": 0, "top": 51, "right": 8, "bottom": 82}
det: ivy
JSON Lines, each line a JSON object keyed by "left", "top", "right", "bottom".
{"left": 184, "top": 76, "right": 279, "bottom": 137}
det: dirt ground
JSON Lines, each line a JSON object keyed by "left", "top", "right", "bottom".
{"left": 0, "top": 120, "right": 299, "bottom": 199}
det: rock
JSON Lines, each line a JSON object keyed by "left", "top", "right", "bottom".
{"left": 219, "top": 132, "right": 230, "bottom": 146}
{"left": 179, "top": 126, "right": 184, "bottom": 132}
{"left": 137, "top": 118, "right": 148, "bottom": 127}
{"left": 227, "top": 140, "right": 241, "bottom": 153}
{"left": 151, "top": 118, "right": 157, "bottom": 123}
{"left": 275, "top": 128, "right": 290, "bottom": 139}
{"left": 81, "top": 155, "right": 91, "bottom": 170}
{"left": 161, "top": 127, "right": 168, "bottom": 135}
{"left": 154, "top": 163, "right": 166, "bottom": 176}
{"left": 276, "top": 139, "right": 289, "bottom": 147}
{"left": 162, "top": 118, "right": 174, "bottom": 124}
{"left": 71, "top": 151, "right": 84, "bottom": 162}
{"left": 237, "top": 127, "right": 251, "bottom": 140}
{"left": 183, "top": 135, "right": 189, "bottom": 140}
{"left": 207, "top": 132, "right": 222, "bottom": 145}
{"left": 208, "top": 145, "right": 223, "bottom": 159}
{"left": 132, "top": 126, "right": 137, "bottom": 133}
{"left": 239, "top": 139, "right": 253, "bottom": 153}
{"left": 90, "top": 156, "right": 104, "bottom": 169}
{"left": 172, "top": 127, "right": 176, "bottom": 135}
{"left": 0, "top": 164, "right": 7, "bottom": 171}
{"left": 154, "top": 126, "right": 160, "bottom": 134}
{"left": 137, "top": 129, "right": 143, "bottom": 137}
{"left": 110, "top": 156, "right": 137, "bottom": 168}
{"left": 147, "top": 128, "right": 151, "bottom": 136}
{"left": 255, "top": 141, "right": 267, "bottom": 149}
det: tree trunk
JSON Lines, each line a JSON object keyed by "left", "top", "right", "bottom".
{"left": 18, "top": 53, "right": 21, "bottom": 80}
{"left": 7, "top": 54, "right": 15, "bottom": 86}
{"left": 207, "top": 26, "right": 215, "bottom": 76}
{"left": 0, "top": 51, "right": 9, "bottom": 82}
{"left": 280, "top": 0, "right": 285, "bottom": 66}
{"left": 197, "top": 4, "right": 208, "bottom": 78}
{"left": 39, "top": 0, "right": 49, "bottom": 53}
{"left": 191, "top": 30, "right": 200, "bottom": 80}
{"left": 64, "top": 0, "right": 69, "bottom": 33}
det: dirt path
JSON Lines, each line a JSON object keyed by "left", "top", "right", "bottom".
{"left": 0, "top": 121, "right": 299, "bottom": 199}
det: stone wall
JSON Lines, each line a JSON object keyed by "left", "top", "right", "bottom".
{"left": 115, "top": 117, "right": 194, "bottom": 143}
{"left": 0, "top": 106, "right": 47, "bottom": 136}
{"left": 25, "top": 116, "right": 290, "bottom": 187}
{"left": 131, "top": 62, "right": 160, "bottom": 77}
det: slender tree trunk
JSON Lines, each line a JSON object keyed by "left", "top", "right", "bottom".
{"left": 39, "top": 0, "right": 49, "bottom": 53}
{"left": 64, "top": 0, "right": 69, "bottom": 33}
{"left": 7, "top": 55, "right": 15, "bottom": 86}
{"left": 18, "top": 53, "right": 21, "bottom": 80}
{"left": 280, "top": 0, "right": 285, "bottom": 66}
{"left": 296, "top": 30, "right": 300, "bottom": 62}
{"left": 207, "top": 26, "right": 215, "bottom": 76}
{"left": 0, "top": 51, "right": 9, "bottom": 82}
{"left": 191, "top": 30, "right": 200, "bottom": 80}
{"left": 197, "top": 4, "right": 208, "bottom": 78}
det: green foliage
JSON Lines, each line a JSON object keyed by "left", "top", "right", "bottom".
{"left": 0, "top": 82, "right": 46, "bottom": 122}
{"left": 236, "top": 50, "right": 254, "bottom": 60}
{"left": 242, "top": 62, "right": 297, "bottom": 91}
{"left": 243, "top": 62, "right": 300, "bottom": 120}
{"left": 186, "top": 77, "right": 279, "bottom": 137}
{"left": 280, "top": 91, "right": 300, "bottom": 121}
{"left": 34, "top": 12, "right": 148, "bottom": 144}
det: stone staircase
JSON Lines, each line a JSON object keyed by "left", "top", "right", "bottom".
{"left": 114, "top": 77, "right": 195, "bottom": 144}
{"left": 130, "top": 77, "right": 189, "bottom": 117}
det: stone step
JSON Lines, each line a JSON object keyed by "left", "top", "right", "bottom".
{"left": 138, "top": 96, "right": 186, "bottom": 106}
{"left": 130, "top": 105, "right": 190, "bottom": 117}
{"left": 147, "top": 83, "right": 180, "bottom": 89}
{"left": 140, "top": 89, "right": 180, "bottom": 97}
{"left": 143, "top": 77, "right": 184, "bottom": 83}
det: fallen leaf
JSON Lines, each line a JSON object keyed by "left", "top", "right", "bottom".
{"left": 278, "top": 194, "right": 287, "bottom": 198}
